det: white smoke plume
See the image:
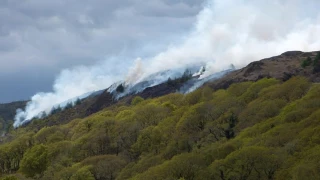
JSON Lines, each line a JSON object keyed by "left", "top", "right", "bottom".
{"left": 14, "top": 0, "right": 320, "bottom": 127}
{"left": 125, "top": 58, "right": 145, "bottom": 84}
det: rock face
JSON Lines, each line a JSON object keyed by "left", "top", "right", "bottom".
{"left": 208, "top": 51, "right": 320, "bottom": 90}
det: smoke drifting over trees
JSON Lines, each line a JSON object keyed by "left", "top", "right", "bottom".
{"left": 14, "top": 0, "right": 320, "bottom": 127}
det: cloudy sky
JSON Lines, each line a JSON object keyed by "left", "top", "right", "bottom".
{"left": 0, "top": 0, "right": 203, "bottom": 103}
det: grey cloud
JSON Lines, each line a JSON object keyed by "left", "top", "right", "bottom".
{"left": 0, "top": 0, "right": 203, "bottom": 102}
{"left": 132, "top": 0, "right": 201, "bottom": 18}
{"left": 0, "top": 70, "right": 55, "bottom": 103}
{"left": 11, "top": 0, "right": 320, "bottom": 124}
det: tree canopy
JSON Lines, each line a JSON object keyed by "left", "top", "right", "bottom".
{"left": 0, "top": 77, "right": 319, "bottom": 180}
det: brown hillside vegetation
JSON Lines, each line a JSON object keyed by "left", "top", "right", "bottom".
{"left": 209, "top": 51, "right": 320, "bottom": 90}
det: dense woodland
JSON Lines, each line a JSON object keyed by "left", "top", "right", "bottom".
{"left": 0, "top": 76, "right": 320, "bottom": 179}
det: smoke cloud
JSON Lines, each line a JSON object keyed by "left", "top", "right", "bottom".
{"left": 14, "top": 0, "right": 320, "bottom": 127}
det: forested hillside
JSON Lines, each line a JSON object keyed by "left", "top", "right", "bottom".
{"left": 0, "top": 76, "right": 320, "bottom": 180}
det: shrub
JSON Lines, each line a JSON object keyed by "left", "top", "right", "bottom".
{"left": 301, "top": 56, "right": 312, "bottom": 68}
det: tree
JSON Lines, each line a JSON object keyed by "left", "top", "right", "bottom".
{"left": 131, "top": 96, "right": 144, "bottom": 106}
{"left": 224, "top": 113, "right": 237, "bottom": 139}
{"left": 65, "top": 102, "right": 73, "bottom": 110}
{"left": 82, "top": 155, "right": 126, "bottom": 180}
{"left": 133, "top": 153, "right": 206, "bottom": 180}
{"left": 313, "top": 52, "right": 320, "bottom": 66}
{"left": 75, "top": 98, "right": 82, "bottom": 105}
{"left": 209, "top": 147, "right": 283, "bottom": 180}
{"left": 70, "top": 166, "right": 95, "bottom": 180}
{"left": 313, "top": 52, "right": 320, "bottom": 73}
{"left": 132, "top": 126, "right": 164, "bottom": 155}
{"left": 167, "top": 77, "right": 175, "bottom": 87}
{"left": 19, "top": 144, "right": 49, "bottom": 178}
{"left": 51, "top": 106, "right": 62, "bottom": 115}
{"left": 180, "top": 69, "right": 192, "bottom": 83}
{"left": 135, "top": 104, "right": 169, "bottom": 128}
{"left": 301, "top": 56, "right": 312, "bottom": 68}
{"left": 0, "top": 117, "right": 4, "bottom": 131}
{"left": 70, "top": 167, "right": 95, "bottom": 180}
{"left": 39, "top": 111, "right": 47, "bottom": 119}
{"left": 116, "top": 84, "right": 125, "bottom": 93}
{"left": 1, "top": 176, "right": 18, "bottom": 180}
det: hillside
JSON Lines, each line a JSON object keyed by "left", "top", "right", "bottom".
{"left": 0, "top": 51, "right": 320, "bottom": 179}
{"left": 0, "top": 101, "right": 27, "bottom": 134}
{"left": 25, "top": 51, "right": 320, "bottom": 128}
{"left": 208, "top": 51, "right": 320, "bottom": 90}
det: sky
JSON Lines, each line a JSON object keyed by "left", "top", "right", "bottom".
{"left": 0, "top": 0, "right": 203, "bottom": 103}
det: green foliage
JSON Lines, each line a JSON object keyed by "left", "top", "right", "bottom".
{"left": 313, "top": 52, "right": 320, "bottom": 65}
{"left": 184, "top": 89, "right": 203, "bottom": 105}
{"left": 224, "top": 113, "right": 237, "bottom": 139}
{"left": 19, "top": 144, "right": 49, "bottom": 178}
{"left": 301, "top": 56, "right": 312, "bottom": 68}
{"left": 290, "top": 145, "right": 320, "bottom": 180}
{"left": 180, "top": 69, "right": 192, "bottom": 83}
{"left": 50, "top": 105, "right": 62, "bottom": 115}
{"left": 203, "top": 146, "right": 284, "bottom": 180}
{"left": 70, "top": 166, "right": 95, "bottom": 180}
{"left": 118, "top": 155, "right": 163, "bottom": 179}
{"left": 34, "top": 126, "right": 66, "bottom": 144}
{"left": 167, "top": 77, "right": 175, "bottom": 87}
{"left": 131, "top": 96, "right": 144, "bottom": 105}
{"left": 313, "top": 52, "right": 320, "bottom": 73}
{"left": 82, "top": 155, "right": 126, "bottom": 180}
{"left": 64, "top": 102, "right": 73, "bottom": 110}
{"left": 0, "top": 117, "right": 4, "bottom": 131}
{"left": 1, "top": 176, "right": 18, "bottom": 180}
{"left": 261, "top": 76, "right": 311, "bottom": 101}
{"left": 134, "top": 103, "right": 169, "bottom": 128}
{"left": 313, "top": 52, "right": 320, "bottom": 66}
{"left": 166, "top": 69, "right": 193, "bottom": 88}
{"left": 227, "top": 81, "right": 253, "bottom": 96}
{"left": 240, "top": 78, "right": 279, "bottom": 103}
{"left": 1, "top": 76, "right": 320, "bottom": 179}
{"left": 133, "top": 153, "right": 207, "bottom": 180}
{"left": 75, "top": 98, "right": 82, "bottom": 105}
{"left": 2, "top": 176, "right": 20, "bottom": 180}
{"left": 132, "top": 126, "right": 166, "bottom": 155}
